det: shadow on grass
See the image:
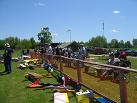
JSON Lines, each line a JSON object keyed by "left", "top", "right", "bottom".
{"left": 83, "top": 71, "right": 98, "bottom": 78}
{"left": 49, "top": 99, "right": 54, "bottom": 102}
{"left": 22, "top": 79, "right": 28, "bottom": 82}
{"left": 0, "top": 71, "right": 9, "bottom": 76}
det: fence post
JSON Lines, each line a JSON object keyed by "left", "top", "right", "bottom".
{"left": 50, "top": 54, "right": 53, "bottom": 65}
{"left": 42, "top": 53, "right": 46, "bottom": 64}
{"left": 119, "top": 70, "right": 128, "bottom": 103}
{"left": 76, "top": 60, "right": 82, "bottom": 83}
{"left": 41, "top": 53, "right": 44, "bottom": 64}
{"left": 60, "top": 56, "right": 63, "bottom": 72}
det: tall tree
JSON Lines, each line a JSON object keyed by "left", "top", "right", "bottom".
{"left": 5, "top": 37, "right": 20, "bottom": 49}
{"left": 119, "top": 40, "right": 125, "bottom": 48}
{"left": 21, "top": 39, "right": 32, "bottom": 49}
{"left": 30, "top": 37, "right": 36, "bottom": 49}
{"left": 132, "top": 38, "right": 137, "bottom": 48}
{"left": 86, "top": 35, "right": 107, "bottom": 48}
{"left": 110, "top": 39, "right": 119, "bottom": 48}
{"left": 125, "top": 41, "right": 132, "bottom": 48}
{"left": 0, "top": 39, "right": 5, "bottom": 49}
{"left": 37, "top": 27, "right": 52, "bottom": 44}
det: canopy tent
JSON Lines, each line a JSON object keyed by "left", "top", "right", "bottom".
{"left": 58, "top": 42, "right": 72, "bottom": 49}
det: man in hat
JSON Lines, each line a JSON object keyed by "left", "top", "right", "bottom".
{"left": 3, "top": 43, "right": 13, "bottom": 74}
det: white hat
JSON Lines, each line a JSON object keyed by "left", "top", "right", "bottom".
{"left": 5, "top": 43, "right": 10, "bottom": 47}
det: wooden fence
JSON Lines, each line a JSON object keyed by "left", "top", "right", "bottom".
{"left": 30, "top": 52, "right": 137, "bottom": 103}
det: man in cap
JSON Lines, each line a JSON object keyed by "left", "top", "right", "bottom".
{"left": 3, "top": 43, "right": 13, "bottom": 74}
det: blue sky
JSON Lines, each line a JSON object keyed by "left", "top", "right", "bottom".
{"left": 0, "top": 0, "right": 137, "bottom": 43}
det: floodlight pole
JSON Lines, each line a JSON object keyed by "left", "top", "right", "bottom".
{"left": 70, "top": 30, "right": 71, "bottom": 42}
{"left": 67, "top": 29, "right": 71, "bottom": 42}
{"left": 102, "top": 20, "right": 104, "bottom": 36}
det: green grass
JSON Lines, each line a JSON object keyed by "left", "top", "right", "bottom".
{"left": 1, "top": 51, "right": 137, "bottom": 103}
{"left": 127, "top": 57, "right": 137, "bottom": 69}
{"left": 88, "top": 54, "right": 137, "bottom": 69}
{"left": 0, "top": 63, "right": 54, "bottom": 103}
{"left": 0, "top": 62, "right": 76, "bottom": 103}
{"left": 86, "top": 54, "right": 137, "bottom": 103}
{"left": 62, "top": 63, "right": 137, "bottom": 103}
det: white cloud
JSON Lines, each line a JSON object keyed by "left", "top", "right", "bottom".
{"left": 35, "top": 2, "right": 46, "bottom": 7}
{"left": 51, "top": 33, "right": 58, "bottom": 36}
{"left": 113, "top": 10, "right": 120, "bottom": 14}
{"left": 112, "top": 29, "right": 119, "bottom": 33}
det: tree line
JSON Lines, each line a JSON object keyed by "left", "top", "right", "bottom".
{"left": 85, "top": 35, "right": 137, "bottom": 49}
{"left": 0, "top": 37, "right": 37, "bottom": 50}
{"left": 0, "top": 27, "right": 137, "bottom": 50}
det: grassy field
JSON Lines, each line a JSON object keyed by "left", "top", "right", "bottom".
{"left": 88, "top": 54, "right": 137, "bottom": 69}
{"left": 63, "top": 66, "right": 137, "bottom": 103}
{"left": 0, "top": 62, "right": 76, "bottom": 103}
{"left": 0, "top": 51, "right": 137, "bottom": 103}
{"left": 85, "top": 54, "right": 137, "bottom": 102}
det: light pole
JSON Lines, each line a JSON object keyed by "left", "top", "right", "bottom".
{"left": 102, "top": 20, "right": 104, "bottom": 36}
{"left": 67, "top": 29, "right": 71, "bottom": 42}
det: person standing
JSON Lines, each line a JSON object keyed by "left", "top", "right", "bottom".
{"left": 78, "top": 44, "right": 86, "bottom": 60}
{"left": 3, "top": 43, "right": 13, "bottom": 74}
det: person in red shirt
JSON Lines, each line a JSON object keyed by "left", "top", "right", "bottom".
{"left": 118, "top": 51, "right": 127, "bottom": 60}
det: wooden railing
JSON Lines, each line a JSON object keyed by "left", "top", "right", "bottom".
{"left": 30, "top": 52, "right": 137, "bottom": 103}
